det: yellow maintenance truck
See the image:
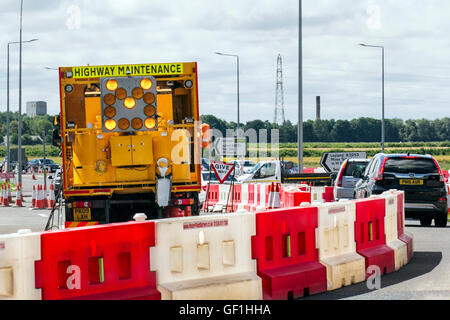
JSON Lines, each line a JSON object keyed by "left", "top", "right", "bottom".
{"left": 54, "top": 62, "right": 201, "bottom": 227}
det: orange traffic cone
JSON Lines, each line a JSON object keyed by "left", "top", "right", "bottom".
{"left": 14, "top": 184, "right": 24, "bottom": 207}
{"left": 7, "top": 183, "right": 12, "bottom": 203}
{"left": 48, "top": 184, "right": 56, "bottom": 209}
{"left": 19, "top": 183, "right": 24, "bottom": 203}
{"left": 31, "top": 185, "right": 36, "bottom": 208}
{"left": 36, "top": 185, "right": 44, "bottom": 209}
{"left": 43, "top": 184, "right": 49, "bottom": 209}
{"left": 2, "top": 184, "right": 10, "bottom": 207}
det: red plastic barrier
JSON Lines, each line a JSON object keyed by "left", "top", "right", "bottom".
{"left": 282, "top": 189, "right": 311, "bottom": 208}
{"left": 230, "top": 184, "right": 242, "bottom": 212}
{"left": 245, "top": 184, "right": 256, "bottom": 211}
{"left": 396, "top": 192, "right": 413, "bottom": 262}
{"left": 303, "top": 168, "right": 315, "bottom": 174}
{"left": 251, "top": 207, "right": 327, "bottom": 300}
{"left": 35, "top": 222, "right": 161, "bottom": 300}
{"left": 355, "top": 198, "right": 395, "bottom": 278}
{"left": 202, "top": 184, "right": 219, "bottom": 211}
{"left": 323, "top": 187, "right": 334, "bottom": 203}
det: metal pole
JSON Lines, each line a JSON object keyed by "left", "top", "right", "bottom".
{"left": 237, "top": 55, "right": 240, "bottom": 132}
{"left": 6, "top": 43, "right": 10, "bottom": 172}
{"left": 17, "top": 0, "right": 23, "bottom": 185}
{"left": 382, "top": 47, "right": 385, "bottom": 153}
{"left": 298, "top": 0, "right": 304, "bottom": 173}
{"left": 43, "top": 131, "right": 47, "bottom": 189}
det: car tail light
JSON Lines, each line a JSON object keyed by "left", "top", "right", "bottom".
{"left": 439, "top": 197, "right": 447, "bottom": 202}
{"left": 432, "top": 158, "right": 445, "bottom": 183}
{"left": 374, "top": 157, "right": 388, "bottom": 181}
{"left": 336, "top": 161, "right": 347, "bottom": 187}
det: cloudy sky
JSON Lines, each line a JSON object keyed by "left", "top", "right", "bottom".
{"left": 0, "top": 0, "right": 449, "bottom": 123}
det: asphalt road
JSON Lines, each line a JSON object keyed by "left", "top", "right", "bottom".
{"left": 0, "top": 182, "right": 448, "bottom": 300}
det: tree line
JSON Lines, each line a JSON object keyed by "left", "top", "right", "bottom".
{"left": 200, "top": 115, "right": 450, "bottom": 143}
{"left": 0, "top": 112, "right": 54, "bottom": 145}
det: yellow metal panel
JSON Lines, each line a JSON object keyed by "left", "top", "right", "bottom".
{"left": 131, "top": 135, "right": 153, "bottom": 166}
{"left": 172, "top": 164, "right": 190, "bottom": 182}
{"left": 157, "top": 93, "right": 173, "bottom": 121}
{"left": 85, "top": 97, "right": 101, "bottom": 128}
{"left": 110, "top": 136, "right": 132, "bottom": 167}
{"left": 115, "top": 167, "right": 150, "bottom": 182}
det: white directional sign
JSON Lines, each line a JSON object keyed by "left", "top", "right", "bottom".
{"left": 211, "top": 161, "right": 236, "bottom": 184}
{"left": 320, "top": 152, "right": 367, "bottom": 173}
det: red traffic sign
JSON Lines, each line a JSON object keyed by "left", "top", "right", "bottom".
{"left": 0, "top": 172, "right": 15, "bottom": 179}
{"left": 211, "top": 161, "right": 235, "bottom": 184}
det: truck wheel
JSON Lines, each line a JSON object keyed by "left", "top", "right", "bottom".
{"left": 435, "top": 212, "right": 448, "bottom": 228}
{"left": 191, "top": 193, "right": 200, "bottom": 216}
{"left": 420, "top": 217, "right": 432, "bottom": 227}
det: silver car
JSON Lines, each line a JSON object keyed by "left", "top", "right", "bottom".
{"left": 334, "top": 159, "right": 370, "bottom": 200}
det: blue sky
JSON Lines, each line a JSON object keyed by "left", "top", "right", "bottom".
{"left": 1, "top": 0, "right": 449, "bottom": 123}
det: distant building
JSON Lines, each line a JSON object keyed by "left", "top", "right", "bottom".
{"left": 26, "top": 101, "right": 47, "bottom": 117}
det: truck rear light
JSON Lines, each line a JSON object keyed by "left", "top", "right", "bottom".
{"left": 174, "top": 199, "right": 194, "bottom": 206}
{"left": 73, "top": 201, "right": 92, "bottom": 208}
{"left": 202, "top": 186, "right": 207, "bottom": 192}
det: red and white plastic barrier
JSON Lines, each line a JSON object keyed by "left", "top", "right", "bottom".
{"left": 0, "top": 190, "right": 414, "bottom": 301}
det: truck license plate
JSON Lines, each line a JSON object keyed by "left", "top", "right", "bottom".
{"left": 74, "top": 208, "right": 91, "bottom": 221}
{"left": 399, "top": 179, "right": 423, "bottom": 186}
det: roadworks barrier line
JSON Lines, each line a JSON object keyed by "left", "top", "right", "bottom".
{"left": 0, "top": 230, "right": 42, "bottom": 300}
{"left": 316, "top": 200, "right": 366, "bottom": 291}
{"left": 0, "top": 190, "right": 414, "bottom": 300}
{"left": 384, "top": 191, "right": 408, "bottom": 271}
{"left": 150, "top": 213, "right": 262, "bottom": 300}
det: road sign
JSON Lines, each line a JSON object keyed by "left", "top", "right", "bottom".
{"left": 320, "top": 152, "right": 367, "bottom": 173}
{"left": 211, "top": 161, "right": 235, "bottom": 184}
{"left": 214, "top": 137, "right": 246, "bottom": 157}
{"left": 0, "top": 173, "right": 15, "bottom": 179}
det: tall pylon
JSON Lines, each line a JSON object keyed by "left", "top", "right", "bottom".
{"left": 274, "top": 53, "right": 285, "bottom": 125}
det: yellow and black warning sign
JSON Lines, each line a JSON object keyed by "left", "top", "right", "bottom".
{"left": 72, "top": 63, "right": 184, "bottom": 79}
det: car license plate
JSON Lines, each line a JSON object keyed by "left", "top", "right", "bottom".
{"left": 74, "top": 208, "right": 91, "bottom": 221}
{"left": 399, "top": 179, "right": 423, "bottom": 186}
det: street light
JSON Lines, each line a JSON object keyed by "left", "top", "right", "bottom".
{"left": 214, "top": 52, "right": 240, "bottom": 132}
{"left": 359, "top": 43, "right": 385, "bottom": 153}
{"left": 298, "top": 0, "right": 303, "bottom": 173}
{"left": 6, "top": 38, "right": 38, "bottom": 172}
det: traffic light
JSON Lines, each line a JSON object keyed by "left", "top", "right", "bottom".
{"left": 100, "top": 76, "right": 158, "bottom": 133}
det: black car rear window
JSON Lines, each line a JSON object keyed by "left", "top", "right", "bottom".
{"left": 384, "top": 158, "right": 438, "bottom": 174}
{"left": 343, "top": 161, "right": 369, "bottom": 176}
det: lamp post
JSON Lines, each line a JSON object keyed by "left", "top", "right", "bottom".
{"left": 359, "top": 43, "right": 385, "bottom": 153}
{"left": 298, "top": 0, "right": 303, "bottom": 173}
{"left": 6, "top": 38, "right": 38, "bottom": 172}
{"left": 214, "top": 52, "right": 240, "bottom": 132}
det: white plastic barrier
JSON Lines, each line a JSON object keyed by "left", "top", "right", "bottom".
{"left": 150, "top": 213, "right": 262, "bottom": 300}
{"left": 383, "top": 190, "right": 408, "bottom": 271}
{"left": 0, "top": 230, "right": 42, "bottom": 300}
{"left": 316, "top": 200, "right": 366, "bottom": 291}
{"left": 310, "top": 186, "right": 326, "bottom": 203}
{"left": 213, "top": 184, "right": 232, "bottom": 212}
{"left": 237, "top": 183, "right": 249, "bottom": 212}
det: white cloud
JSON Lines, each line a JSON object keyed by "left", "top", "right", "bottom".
{"left": 0, "top": 0, "right": 449, "bottom": 123}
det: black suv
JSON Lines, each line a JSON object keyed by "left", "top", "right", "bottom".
{"left": 354, "top": 153, "right": 448, "bottom": 227}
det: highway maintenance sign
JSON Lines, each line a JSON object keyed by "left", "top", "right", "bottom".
{"left": 211, "top": 161, "right": 235, "bottom": 184}
{"left": 72, "top": 63, "right": 184, "bottom": 79}
{"left": 320, "top": 152, "right": 367, "bottom": 173}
